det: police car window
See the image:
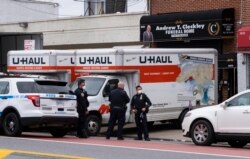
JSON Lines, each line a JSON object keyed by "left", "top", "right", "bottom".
{"left": 17, "top": 82, "right": 39, "bottom": 93}
{"left": 17, "top": 82, "right": 69, "bottom": 94}
{"left": 0, "top": 82, "right": 9, "bottom": 94}
{"left": 227, "top": 93, "right": 250, "bottom": 107}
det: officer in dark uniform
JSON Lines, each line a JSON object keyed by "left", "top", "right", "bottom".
{"left": 131, "top": 85, "right": 152, "bottom": 141}
{"left": 75, "top": 79, "right": 89, "bottom": 138}
{"left": 106, "top": 82, "right": 130, "bottom": 140}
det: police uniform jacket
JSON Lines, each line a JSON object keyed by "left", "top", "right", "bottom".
{"left": 131, "top": 93, "right": 152, "bottom": 113}
{"left": 109, "top": 88, "right": 130, "bottom": 109}
{"left": 75, "top": 88, "right": 89, "bottom": 113}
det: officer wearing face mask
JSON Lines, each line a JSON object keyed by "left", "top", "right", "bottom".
{"left": 131, "top": 85, "right": 152, "bottom": 141}
{"left": 75, "top": 79, "right": 89, "bottom": 138}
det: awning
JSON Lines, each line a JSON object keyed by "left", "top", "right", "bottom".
{"left": 237, "top": 26, "right": 250, "bottom": 51}
{"left": 140, "top": 8, "right": 235, "bottom": 42}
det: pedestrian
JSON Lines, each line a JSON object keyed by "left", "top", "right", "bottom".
{"left": 74, "top": 79, "right": 89, "bottom": 138}
{"left": 131, "top": 85, "right": 152, "bottom": 141}
{"left": 106, "top": 81, "right": 130, "bottom": 140}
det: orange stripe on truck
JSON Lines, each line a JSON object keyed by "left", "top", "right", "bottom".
{"left": 8, "top": 64, "right": 214, "bottom": 83}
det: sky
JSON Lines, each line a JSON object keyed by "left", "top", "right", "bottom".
{"left": 50, "top": 0, "right": 147, "bottom": 17}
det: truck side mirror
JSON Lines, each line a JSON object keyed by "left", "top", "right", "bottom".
{"left": 69, "top": 90, "right": 74, "bottom": 95}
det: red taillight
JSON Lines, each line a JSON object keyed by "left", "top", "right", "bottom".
{"left": 27, "top": 95, "right": 40, "bottom": 107}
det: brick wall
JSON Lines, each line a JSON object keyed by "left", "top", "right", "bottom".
{"left": 151, "top": 0, "right": 249, "bottom": 53}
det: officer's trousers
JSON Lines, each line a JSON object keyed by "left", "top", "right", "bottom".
{"left": 106, "top": 107, "right": 126, "bottom": 138}
{"left": 77, "top": 112, "right": 88, "bottom": 138}
{"left": 135, "top": 112, "right": 149, "bottom": 139}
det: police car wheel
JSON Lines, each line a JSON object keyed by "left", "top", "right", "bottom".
{"left": 49, "top": 129, "right": 68, "bottom": 138}
{"left": 86, "top": 115, "right": 101, "bottom": 136}
{"left": 2, "top": 112, "right": 22, "bottom": 137}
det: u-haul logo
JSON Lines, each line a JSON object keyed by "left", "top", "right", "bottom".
{"left": 76, "top": 56, "right": 115, "bottom": 66}
{"left": 11, "top": 57, "right": 48, "bottom": 65}
{"left": 139, "top": 56, "right": 173, "bottom": 64}
{"left": 124, "top": 54, "right": 179, "bottom": 65}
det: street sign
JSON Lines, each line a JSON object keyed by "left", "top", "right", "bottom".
{"left": 24, "top": 40, "right": 35, "bottom": 50}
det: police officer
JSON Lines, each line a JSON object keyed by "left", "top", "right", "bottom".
{"left": 75, "top": 79, "right": 89, "bottom": 138}
{"left": 131, "top": 85, "right": 152, "bottom": 141}
{"left": 106, "top": 81, "right": 130, "bottom": 140}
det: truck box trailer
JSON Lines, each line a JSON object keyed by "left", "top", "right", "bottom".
{"left": 8, "top": 48, "right": 218, "bottom": 135}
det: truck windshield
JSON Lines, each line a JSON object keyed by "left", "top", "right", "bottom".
{"left": 72, "top": 77, "right": 106, "bottom": 96}
{"left": 17, "top": 81, "right": 70, "bottom": 94}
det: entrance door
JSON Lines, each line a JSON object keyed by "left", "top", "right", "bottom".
{"left": 218, "top": 68, "right": 237, "bottom": 103}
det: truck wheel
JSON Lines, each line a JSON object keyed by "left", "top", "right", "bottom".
{"left": 190, "top": 120, "right": 214, "bottom": 146}
{"left": 228, "top": 141, "right": 247, "bottom": 148}
{"left": 178, "top": 109, "right": 189, "bottom": 128}
{"left": 86, "top": 115, "right": 101, "bottom": 136}
{"left": 49, "top": 129, "right": 68, "bottom": 138}
{"left": 147, "top": 121, "right": 154, "bottom": 129}
{"left": 2, "top": 113, "right": 22, "bottom": 137}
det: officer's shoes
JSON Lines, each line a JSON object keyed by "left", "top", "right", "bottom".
{"left": 134, "top": 137, "right": 143, "bottom": 140}
{"left": 77, "top": 134, "right": 88, "bottom": 138}
{"left": 144, "top": 138, "right": 150, "bottom": 141}
{"left": 106, "top": 136, "right": 110, "bottom": 140}
{"left": 77, "top": 135, "right": 84, "bottom": 138}
{"left": 117, "top": 137, "right": 124, "bottom": 140}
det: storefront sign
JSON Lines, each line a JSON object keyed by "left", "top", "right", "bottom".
{"left": 237, "top": 26, "right": 250, "bottom": 51}
{"left": 140, "top": 8, "right": 234, "bottom": 42}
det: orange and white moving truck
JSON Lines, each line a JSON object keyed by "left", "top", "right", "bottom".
{"left": 8, "top": 48, "right": 218, "bottom": 135}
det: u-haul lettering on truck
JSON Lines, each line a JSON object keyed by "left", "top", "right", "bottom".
{"left": 76, "top": 56, "right": 115, "bottom": 66}
{"left": 124, "top": 54, "right": 180, "bottom": 66}
{"left": 11, "top": 57, "right": 48, "bottom": 65}
{"left": 140, "top": 56, "right": 173, "bottom": 64}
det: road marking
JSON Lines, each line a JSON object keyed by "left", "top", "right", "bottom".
{"left": 2, "top": 136, "right": 250, "bottom": 159}
{"left": 0, "top": 149, "right": 93, "bottom": 159}
{"left": 0, "top": 149, "right": 14, "bottom": 158}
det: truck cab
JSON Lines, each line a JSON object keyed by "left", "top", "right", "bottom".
{"left": 70, "top": 75, "right": 135, "bottom": 136}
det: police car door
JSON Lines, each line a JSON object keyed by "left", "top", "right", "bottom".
{"left": 0, "top": 81, "right": 10, "bottom": 116}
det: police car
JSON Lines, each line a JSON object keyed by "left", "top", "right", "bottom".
{"left": 0, "top": 77, "right": 77, "bottom": 137}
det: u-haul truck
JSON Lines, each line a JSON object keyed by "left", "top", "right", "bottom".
{"left": 8, "top": 48, "right": 218, "bottom": 135}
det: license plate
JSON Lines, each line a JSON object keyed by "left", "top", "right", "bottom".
{"left": 56, "top": 100, "right": 65, "bottom": 106}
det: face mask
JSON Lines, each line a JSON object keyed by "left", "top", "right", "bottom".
{"left": 83, "top": 86, "right": 86, "bottom": 90}
{"left": 137, "top": 90, "right": 142, "bottom": 94}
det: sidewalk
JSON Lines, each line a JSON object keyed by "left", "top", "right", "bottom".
{"left": 100, "top": 122, "right": 192, "bottom": 143}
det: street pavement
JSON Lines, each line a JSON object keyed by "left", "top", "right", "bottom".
{"left": 0, "top": 134, "right": 250, "bottom": 159}
{"left": 0, "top": 122, "right": 250, "bottom": 159}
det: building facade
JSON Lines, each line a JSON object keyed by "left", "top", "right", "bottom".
{"left": 0, "top": 0, "right": 59, "bottom": 24}
{"left": 141, "top": 0, "right": 250, "bottom": 102}
{"left": 0, "top": 12, "right": 147, "bottom": 72}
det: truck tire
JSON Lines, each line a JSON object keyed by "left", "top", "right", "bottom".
{"left": 190, "top": 120, "right": 214, "bottom": 146}
{"left": 178, "top": 109, "right": 189, "bottom": 128}
{"left": 2, "top": 112, "right": 22, "bottom": 137}
{"left": 86, "top": 115, "right": 101, "bottom": 136}
{"left": 228, "top": 141, "right": 247, "bottom": 148}
{"left": 49, "top": 129, "right": 68, "bottom": 138}
{"left": 146, "top": 121, "right": 154, "bottom": 130}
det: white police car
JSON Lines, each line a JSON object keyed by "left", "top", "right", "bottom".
{"left": 0, "top": 78, "right": 77, "bottom": 137}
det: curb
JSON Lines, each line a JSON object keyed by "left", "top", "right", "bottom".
{"left": 97, "top": 134, "right": 192, "bottom": 143}
{"left": 123, "top": 135, "right": 192, "bottom": 143}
